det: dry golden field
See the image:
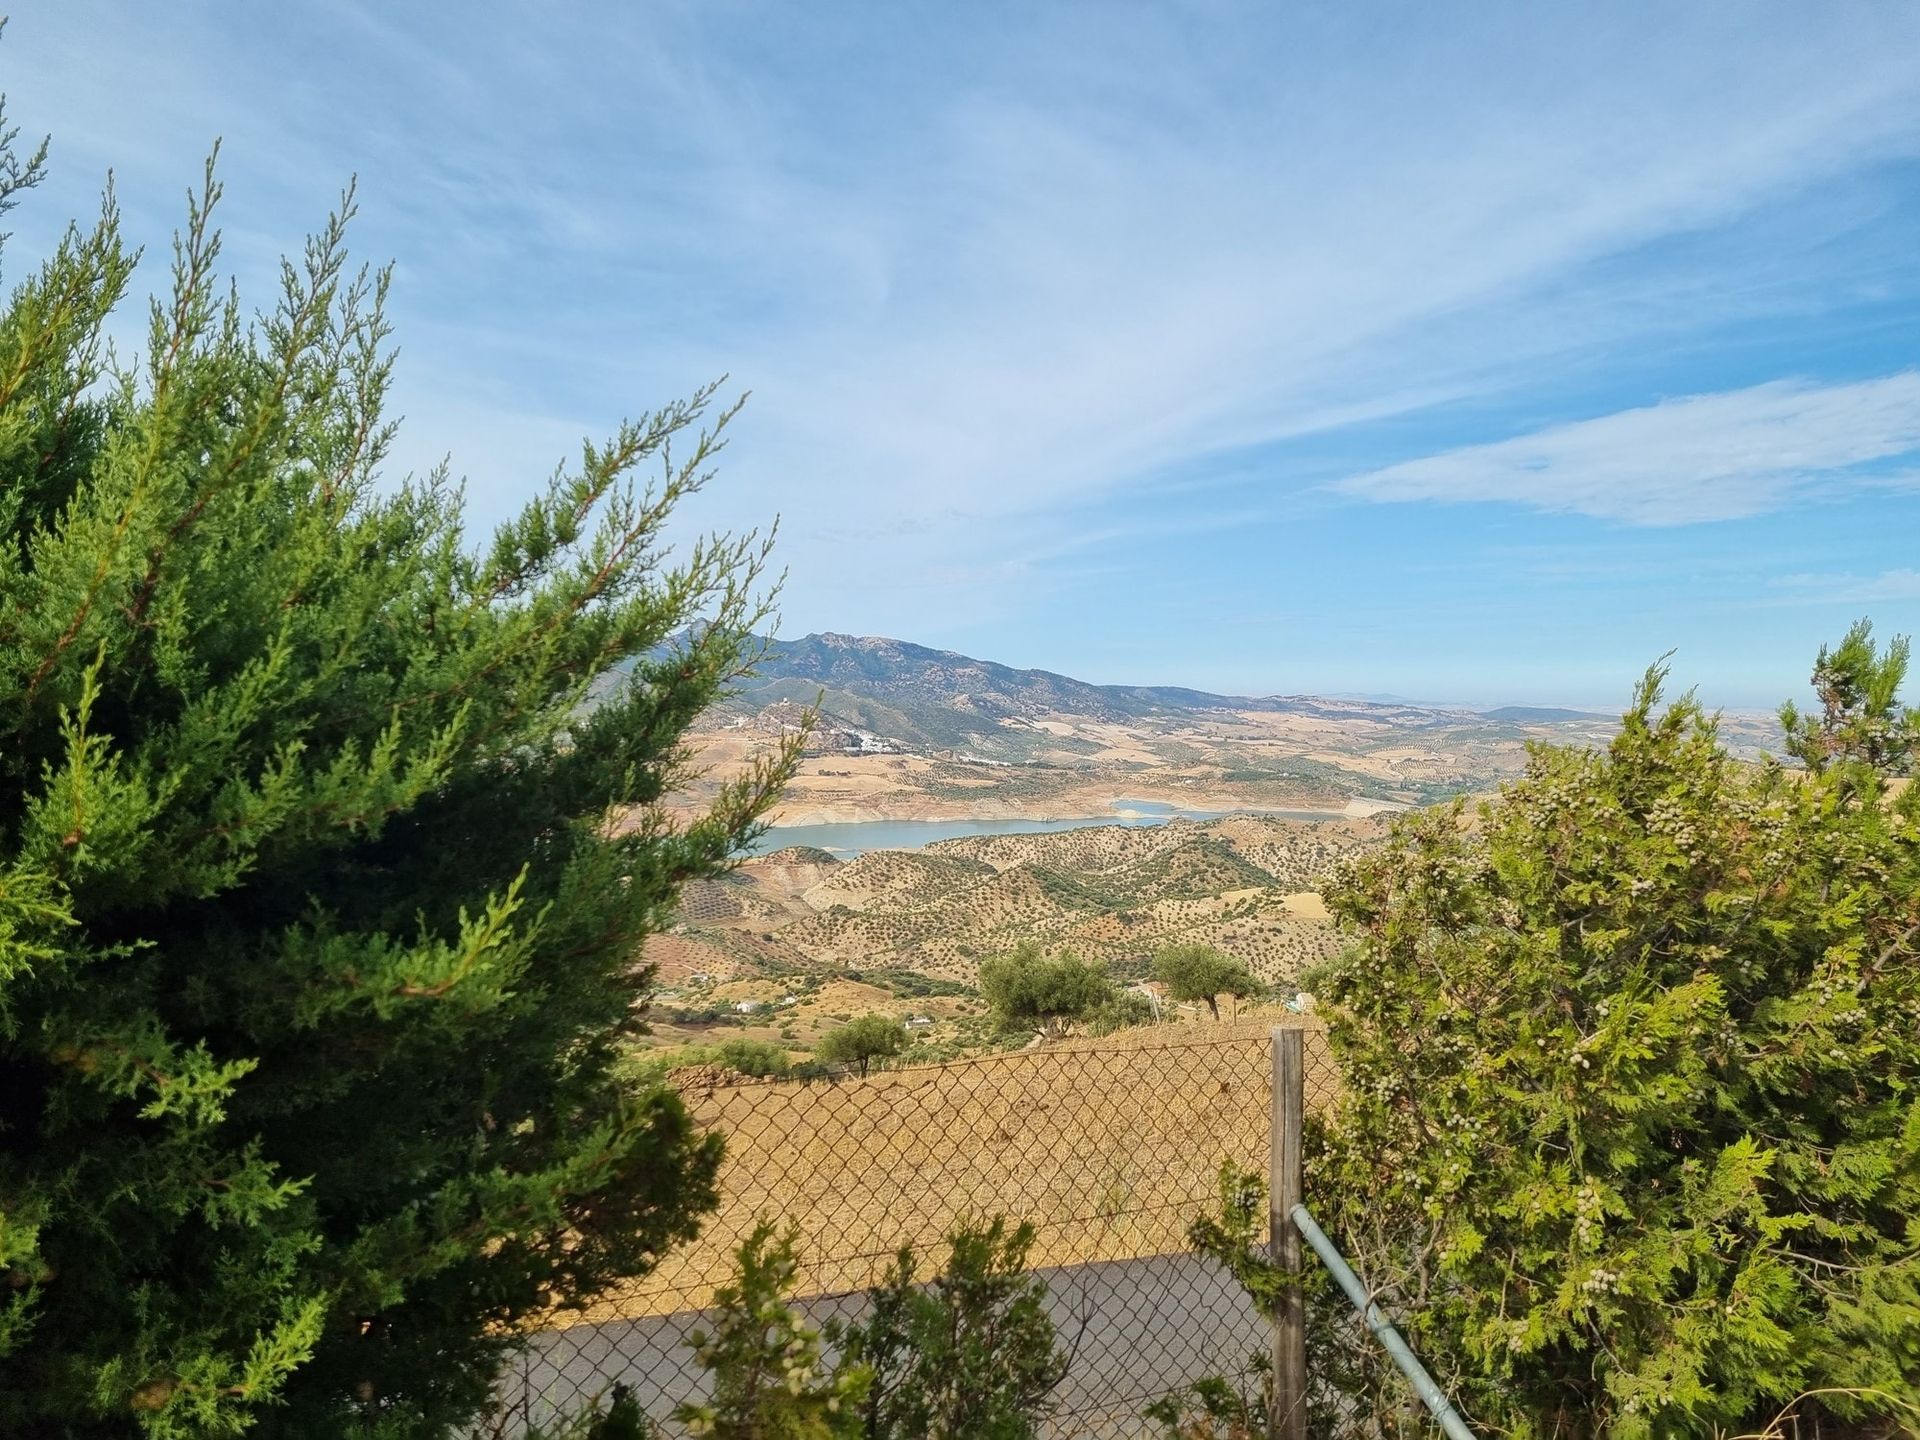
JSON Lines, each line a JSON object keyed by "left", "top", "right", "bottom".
{"left": 581, "top": 1017, "right": 1337, "bottom": 1323}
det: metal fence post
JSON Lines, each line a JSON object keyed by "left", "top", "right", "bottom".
{"left": 1270, "top": 1026, "right": 1306, "bottom": 1440}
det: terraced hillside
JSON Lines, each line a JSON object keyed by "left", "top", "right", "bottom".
{"left": 640, "top": 815, "right": 1385, "bottom": 1057}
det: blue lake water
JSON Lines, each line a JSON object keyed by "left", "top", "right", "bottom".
{"left": 746, "top": 798, "right": 1343, "bottom": 858}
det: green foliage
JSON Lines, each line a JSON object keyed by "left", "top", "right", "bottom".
{"left": 1113, "top": 834, "right": 1282, "bottom": 901}
{"left": 1184, "top": 1163, "right": 1290, "bottom": 1325}
{"left": 1780, "top": 617, "right": 1918, "bottom": 778}
{"left": 1031, "top": 864, "right": 1120, "bottom": 911}
{"left": 657, "top": 1001, "right": 755, "bottom": 1028}
{"left": 0, "top": 134, "right": 796, "bottom": 1436}
{"left": 1142, "top": 1374, "right": 1266, "bottom": 1440}
{"left": 832, "top": 1216, "right": 1067, "bottom": 1440}
{"left": 675, "top": 1222, "right": 869, "bottom": 1440}
{"left": 1181, "top": 1164, "right": 1405, "bottom": 1437}
{"left": 843, "top": 967, "right": 973, "bottom": 999}
{"left": 618, "top": 1040, "right": 812, "bottom": 1088}
{"left": 977, "top": 941, "right": 1116, "bottom": 1037}
{"left": 814, "top": 1014, "right": 908, "bottom": 1077}
{"left": 1150, "top": 942, "right": 1256, "bottom": 1021}
{"left": 1303, "top": 640, "right": 1920, "bottom": 1439}
{"left": 1083, "top": 988, "right": 1157, "bottom": 1035}
{"left": 485, "top": 1387, "right": 653, "bottom": 1440}
{"left": 714, "top": 1039, "right": 797, "bottom": 1079}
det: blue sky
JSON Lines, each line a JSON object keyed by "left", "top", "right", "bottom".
{"left": 6, "top": 3, "right": 1920, "bottom": 708}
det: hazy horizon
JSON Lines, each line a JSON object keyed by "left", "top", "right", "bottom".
{"left": 757, "top": 626, "right": 1784, "bottom": 716}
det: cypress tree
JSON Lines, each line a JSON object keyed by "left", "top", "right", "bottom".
{"left": 0, "top": 120, "right": 795, "bottom": 1435}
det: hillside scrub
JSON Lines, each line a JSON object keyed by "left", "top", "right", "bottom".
{"left": 1082, "top": 987, "right": 1157, "bottom": 1035}
{"left": 619, "top": 1040, "right": 802, "bottom": 1087}
{"left": 1301, "top": 628, "right": 1920, "bottom": 1438}
{"left": 657, "top": 818, "right": 1368, "bottom": 1002}
{"left": 0, "top": 133, "right": 794, "bottom": 1436}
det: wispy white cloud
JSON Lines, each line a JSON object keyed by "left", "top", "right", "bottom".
{"left": 1768, "top": 567, "right": 1920, "bottom": 604}
{"left": 1334, "top": 375, "right": 1920, "bottom": 524}
{"left": 7, "top": 2, "right": 1920, "bottom": 640}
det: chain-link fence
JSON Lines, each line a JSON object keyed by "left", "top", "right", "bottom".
{"left": 495, "top": 1020, "right": 1337, "bottom": 1437}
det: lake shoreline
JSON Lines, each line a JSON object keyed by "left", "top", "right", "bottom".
{"left": 763, "top": 789, "right": 1400, "bottom": 829}
{"left": 747, "top": 794, "right": 1401, "bottom": 858}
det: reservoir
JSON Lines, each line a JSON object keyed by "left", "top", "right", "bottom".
{"left": 746, "top": 798, "right": 1344, "bottom": 858}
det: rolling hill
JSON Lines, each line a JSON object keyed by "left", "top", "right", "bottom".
{"left": 640, "top": 813, "right": 1384, "bottom": 1062}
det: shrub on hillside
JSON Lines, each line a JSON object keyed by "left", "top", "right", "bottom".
{"left": 657, "top": 1001, "right": 754, "bottom": 1027}
{"left": 1298, "top": 629, "right": 1920, "bottom": 1438}
{"left": 816, "top": 1013, "right": 908, "bottom": 1076}
{"left": 846, "top": 967, "right": 972, "bottom": 999}
{"left": 0, "top": 133, "right": 794, "bottom": 1436}
{"left": 1083, "top": 989, "right": 1157, "bottom": 1035}
{"left": 1104, "top": 950, "right": 1152, "bottom": 980}
{"left": 713, "top": 1038, "right": 795, "bottom": 1078}
{"left": 1151, "top": 942, "right": 1257, "bottom": 1020}
{"left": 978, "top": 941, "right": 1116, "bottom": 1037}
{"left": 618, "top": 1040, "right": 807, "bottom": 1087}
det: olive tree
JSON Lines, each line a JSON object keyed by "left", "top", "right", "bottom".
{"left": 816, "top": 1014, "right": 908, "bottom": 1077}
{"left": 977, "top": 942, "right": 1115, "bottom": 1039}
{"left": 1150, "top": 942, "right": 1256, "bottom": 1021}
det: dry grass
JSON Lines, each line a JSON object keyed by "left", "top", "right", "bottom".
{"left": 578, "top": 1019, "right": 1337, "bottom": 1323}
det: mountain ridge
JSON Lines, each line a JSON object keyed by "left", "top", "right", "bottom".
{"left": 734, "top": 631, "right": 1471, "bottom": 733}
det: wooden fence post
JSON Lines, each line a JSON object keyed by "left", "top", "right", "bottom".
{"left": 1270, "top": 1025, "right": 1307, "bottom": 1440}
